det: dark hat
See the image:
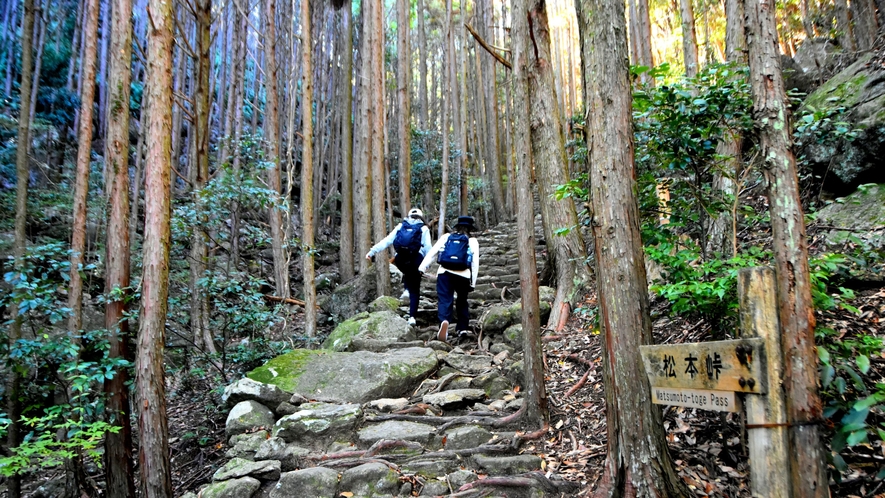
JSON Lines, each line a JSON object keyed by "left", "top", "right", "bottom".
{"left": 454, "top": 216, "right": 476, "bottom": 230}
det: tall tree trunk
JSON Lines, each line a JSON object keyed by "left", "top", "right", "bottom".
{"left": 136, "top": 0, "right": 174, "bottom": 494}
{"left": 355, "top": 4, "right": 373, "bottom": 274}
{"left": 527, "top": 1, "right": 591, "bottom": 331}
{"left": 743, "top": 0, "right": 828, "bottom": 494}
{"left": 66, "top": 0, "right": 84, "bottom": 92}
{"left": 301, "top": 0, "right": 317, "bottom": 336}
{"left": 438, "top": 0, "right": 451, "bottom": 239}
{"left": 102, "top": 0, "right": 135, "bottom": 492}
{"left": 628, "top": 0, "right": 655, "bottom": 85}
{"left": 68, "top": 0, "right": 99, "bottom": 343}
{"left": 2, "top": 0, "right": 18, "bottom": 97}
{"left": 850, "top": 0, "right": 878, "bottom": 51}
{"left": 130, "top": 92, "right": 147, "bottom": 247}
{"left": 191, "top": 0, "right": 214, "bottom": 354}
{"left": 397, "top": 0, "right": 411, "bottom": 213}
{"left": 98, "top": 0, "right": 110, "bottom": 133}
{"left": 679, "top": 0, "right": 699, "bottom": 76}
{"left": 707, "top": 0, "right": 746, "bottom": 256}
{"left": 371, "top": 0, "right": 390, "bottom": 296}
{"left": 512, "top": 0, "right": 546, "bottom": 429}
{"left": 8, "top": 1, "right": 36, "bottom": 497}
{"left": 265, "top": 0, "right": 289, "bottom": 299}
{"left": 833, "top": 0, "right": 855, "bottom": 51}
{"left": 458, "top": 15, "right": 469, "bottom": 215}
{"left": 417, "top": 0, "right": 428, "bottom": 129}
{"left": 28, "top": 0, "right": 47, "bottom": 124}
{"left": 479, "top": 0, "right": 507, "bottom": 223}
{"left": 576, "top": 0, "right": 688, "bottom": 493}
{"left": 339, "top": 6, "right": 355, "bottom": 281}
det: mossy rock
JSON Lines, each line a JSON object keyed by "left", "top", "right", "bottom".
{"left": 368, "top": 295, "right": 400, "bottom": 312}
{"left": 482, "top": 305, "right": 515, "bottom": 334}
{"left": 322, "top": 312, "right": 369, "bottom": 351}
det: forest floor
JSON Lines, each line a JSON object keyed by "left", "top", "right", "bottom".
{"left": 163, "top": 281, "right": 885, "bottom": 497}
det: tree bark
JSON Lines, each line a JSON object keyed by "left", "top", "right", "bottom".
{"left": 302, "top": 0, "right": 317, "bottom": 336}
{"left": 265, "top": 0, "right": 290, "bottom": 299}
{"left": 28, "top": 0, "right": 46, "bottom": 125}
{"left": 136, "top": 0, "right": 175, "bottom": 494}
{"left": 511, "top": 0, "right": 547, "bottom": 429}
{"left": 458, "top": 15, "right": 469, "bottom": 215}
{"left": 438, "top": 0, "right": 451, "bottom": 239}
{"left": 628, "top": 0, "right": 655, "bottom": 85}
{"left": 371, "top": 0, "right": 390, "bottom": 296}
{"left": 850, "top": 0, "right": 878, "bottom": 51}
{"left": 9, "top": 1, "right": 36, "bottom": 497}
{"left": 743, "top": 0, "right": 828, "bottom": 494}
{"left": 68, "top": 0, "right": 100, "bottom": 340}
{"left": 833, "top": 0, "right": 855, "bottom": 51}
{"left": 679, "top": 0, "right": 699, "bottom": 76}
{"left": 339, "top": 6, "right": 355, "bottom": 282}
{"left": 190, "top": 0, "right": 214, "bottom": 355}
{"left": 576, "top": 0, "right": 689, "bottom": 494}
{"left": 479, "top": 0, "right": 507, "bottom": 223}
{"left": 354, "top": 4, "right": 373, "bottom": 275}
{"left": 397, "top": 0, "right": 411, "bottom": 214}
{"left": 417, "top": 0, "right": 428, "bottom": 129}
{"left": 526, "top": 1, "right": 591, "bottom": 331}
{"left": 98, "top": 0, "right": 110, "bottom": 133}
{"left": 102, "top": 0, "right": 135, "bottom": 492}
{"left": 66, "top": 0, "right": 84, "bottom": 92}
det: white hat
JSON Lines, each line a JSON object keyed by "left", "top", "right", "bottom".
{"left": 408, "top": 208, "right": 424, "bottom": 219}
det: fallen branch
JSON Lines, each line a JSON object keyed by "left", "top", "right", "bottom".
{"left": 455, "top": 471, "right": 581, "bottom": 495}
{"left": 464, "top": 23, "right": 512, "bottom": 69}
{"left": 564, "top": 369, "right": 590, "bottom": 398}
{"left": 263, "top": 294, "right": 319, "bottom": 309}
{"left": 561, "top": 353, "right": 595, "bottom": 369}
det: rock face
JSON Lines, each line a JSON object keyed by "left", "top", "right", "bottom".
{"left": 247, "top": 347, "right": 437, "bottom": 403}
{"left": 799, "top": 53, "right": 885, "bottom": 194}
{"left": 815, "top": 183, "right": 885, "bottom": 281}
{"left": 322, "top": 310, "right": 415, "bottom": 352}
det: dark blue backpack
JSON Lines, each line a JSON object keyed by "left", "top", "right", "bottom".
{"left": 393, "top": 222, "right": 424, "bottom": 266}
{"left": 438, "top": 233, "right": 472, "bottom": 271}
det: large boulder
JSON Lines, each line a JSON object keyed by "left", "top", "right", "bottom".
{"left": 222, "top": 378, "right": 290, "bottom": 409}
{"left": 798, "top": 53, "right": 885, "bottom": 194}
{"left": 319, "top": 264, "right": 380, "bottom": 320}
{"left": 273, "top": 402, "right": 362, "bottom": 446}
{"left": 815, "top": 183, "right": 885, "bottom": 281}
{"left": 212, "top": 458, "right": 281, "bottom": 482}
{"left": 270, "top": 467, "right": 339, "bottom": 498}
{"left": 322, "top": 310, "right": 415, "bottom": 352}
{"left": 199, "top": 477, "right": 261, "bottom": 498}
{"left": 247, "top": 347, "right": 438, "bottom": 403}
{"left": 338, "top": 462, "right": 400, "bottom": 497}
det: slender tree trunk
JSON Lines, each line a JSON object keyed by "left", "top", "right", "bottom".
{"left": 397, "top": 0, "right": 411, "bottom": 213}
{"left": 265, "top": 0, "right": 289, "bottom": 299}
{"left": 834, "top": 0, "right": 855, "bottom": 51}
{"left": 417, "top": 0, "right": 428, "bottom": 129}
{"left": 707, "top": 0, "right": 745, "bottom": 256}
{"left": 743, "top": 0, "right": 828, "bottom": 494}
{"left": 458, "top": 15, "right": 469, "bottom": 215}
{"left": 98, "top": 0, "right": 110, "bottom": 133}
{"left": 8, "top": 1, "right": 36, "bottom": 497}
{"left": 371, "top": 0, "right": 390, "bottom": 295}
{"left": 628, "top": 0, "right": 655, "bottom": 85}
{"left": 512, "top": 0, "right": 547, "bottom": 429}
{"left": 301, "top": 0, "right": 317, "bottom": 335}
{"left": 228, "top": 11, "right": 246, "bottom": 269}
{"left": 191, "top": 0, "right": 214, "bottom": 354}
{"left": 218, "top": 6, "right": 239, "bottom": 166}
{"left": 526, "top": 1, "right": 591, "bottom": 330}
{"left": 438, "top": 0, "right": 451, "bottom": 239}
{"left": 679, "top": 0, "right": 699, "bottom": 76}
{"left": 68, "top": 0, "right": 99, "bottom": 341}
{"left": 355, "top": 4, "right": 373, "bottom": 274}
{"left": 170, "top": 41, "right": 185, "bottom": 183}
{"left": 66, "top": 0, "right": 84, "bottom": 92}
{"left": 576, "top": 0, "right": 689, "bottom": 493}
{"left": 136, "top": 0, "right": 174, "bottom": 494}
{"left": 28, "top": 0, "right": 47, "bottom": 124}
{"left": 103, "top": 0, "right": 135, "bottom": 492}
{"left": 479, "top": 0, "right": 507, "bottom": 223}
{"left": 339, "top": 6, "right": 355, "bottom": 281}
{"left": 2, "top": 0, "right": 18, "bottom": 97}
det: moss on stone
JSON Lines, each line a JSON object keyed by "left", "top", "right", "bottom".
{"left": 322, "top": 312, "right": 369, "bottom": 351}
{"left": 802, "top": 54, "right": 873, "bottom": 113}
{"left": 246, "top": 349, "right": 325, "bottom": 391}
{"left": 368, "top": 295, "right": 400, "bottom": 312}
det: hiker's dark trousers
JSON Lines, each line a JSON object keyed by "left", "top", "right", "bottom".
{"left": 402, "top": 262, "right": 421, "bottom": 318}
{"left": 437, "top": 271, "right": 471, "bottom": 331}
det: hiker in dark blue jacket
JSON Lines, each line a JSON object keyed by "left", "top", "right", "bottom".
{"left": 419, "top": 216, "right": 479, "bottom": 343}
{"left": 366, "top": 208, "right": 432, "bottom": 326}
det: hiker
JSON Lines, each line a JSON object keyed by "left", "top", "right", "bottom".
{"left": 366, "top": 208, "right": 432, "bottom": 326}
{"left": 419, "top": 215, "right": 479, "bottom": 343}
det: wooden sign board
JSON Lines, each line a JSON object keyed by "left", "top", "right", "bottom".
{"left": 640, "top": 338, "right": 766, "bottom": 394}
{"left": 651, "top": 387, "right": 739, "bottom": 413}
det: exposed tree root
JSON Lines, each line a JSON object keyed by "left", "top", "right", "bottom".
{"left": 456, "top": 471, "right": 581, "bottom": 495}
{"left": 555, "top": 302, "right": 571, "bottom": 331}
{"left": 564, "top": 369, "right": 590, "bottom": 398}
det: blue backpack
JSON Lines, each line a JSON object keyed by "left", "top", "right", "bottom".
{"left": 438, "top": 233, "right": 472, "bottom": 271}
{"left": 393, "top": 222, "right": 424, "bottom": 266}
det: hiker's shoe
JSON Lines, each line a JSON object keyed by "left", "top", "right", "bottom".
{"left": 457, "top": 330, "right": 476, "bottom": 343}
{"left": 400, "top": 289, "right": 410, "bottom": 299}
{"left": 437, "top": 320, "right": 449, "bottom": 342}
{"left": 408, "top": 317, "right": 417, "bottom": 326}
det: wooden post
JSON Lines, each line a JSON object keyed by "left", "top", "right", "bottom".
{"left": 739, "top": 267, "right": 791, "bottom": 498}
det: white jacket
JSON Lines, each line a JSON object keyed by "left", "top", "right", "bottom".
{"left": 418, "top": 233, "right": 479, "bottom": 288}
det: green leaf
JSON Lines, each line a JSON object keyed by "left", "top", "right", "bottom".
{"left": 821, "top": 364, "right": 835, "bottom": 388}
{"left": 857, "top": 355, "right": 871, "bottom": 374}
{"left": 818, "top": 346, "right": 830, "bottom": 364}
{"left": 832, "top": 452, "right": 849, "bottom": 472}
{"left": 846, "top": 430, "right": 868, "bottom": 446}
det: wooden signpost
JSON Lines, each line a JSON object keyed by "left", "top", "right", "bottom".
{"left": 640, "top": 267, "right": 791, "bottom": 497}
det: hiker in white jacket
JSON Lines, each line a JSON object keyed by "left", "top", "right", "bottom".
{"left": 418, "top": 215, "right": 479, "bottom": 342}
